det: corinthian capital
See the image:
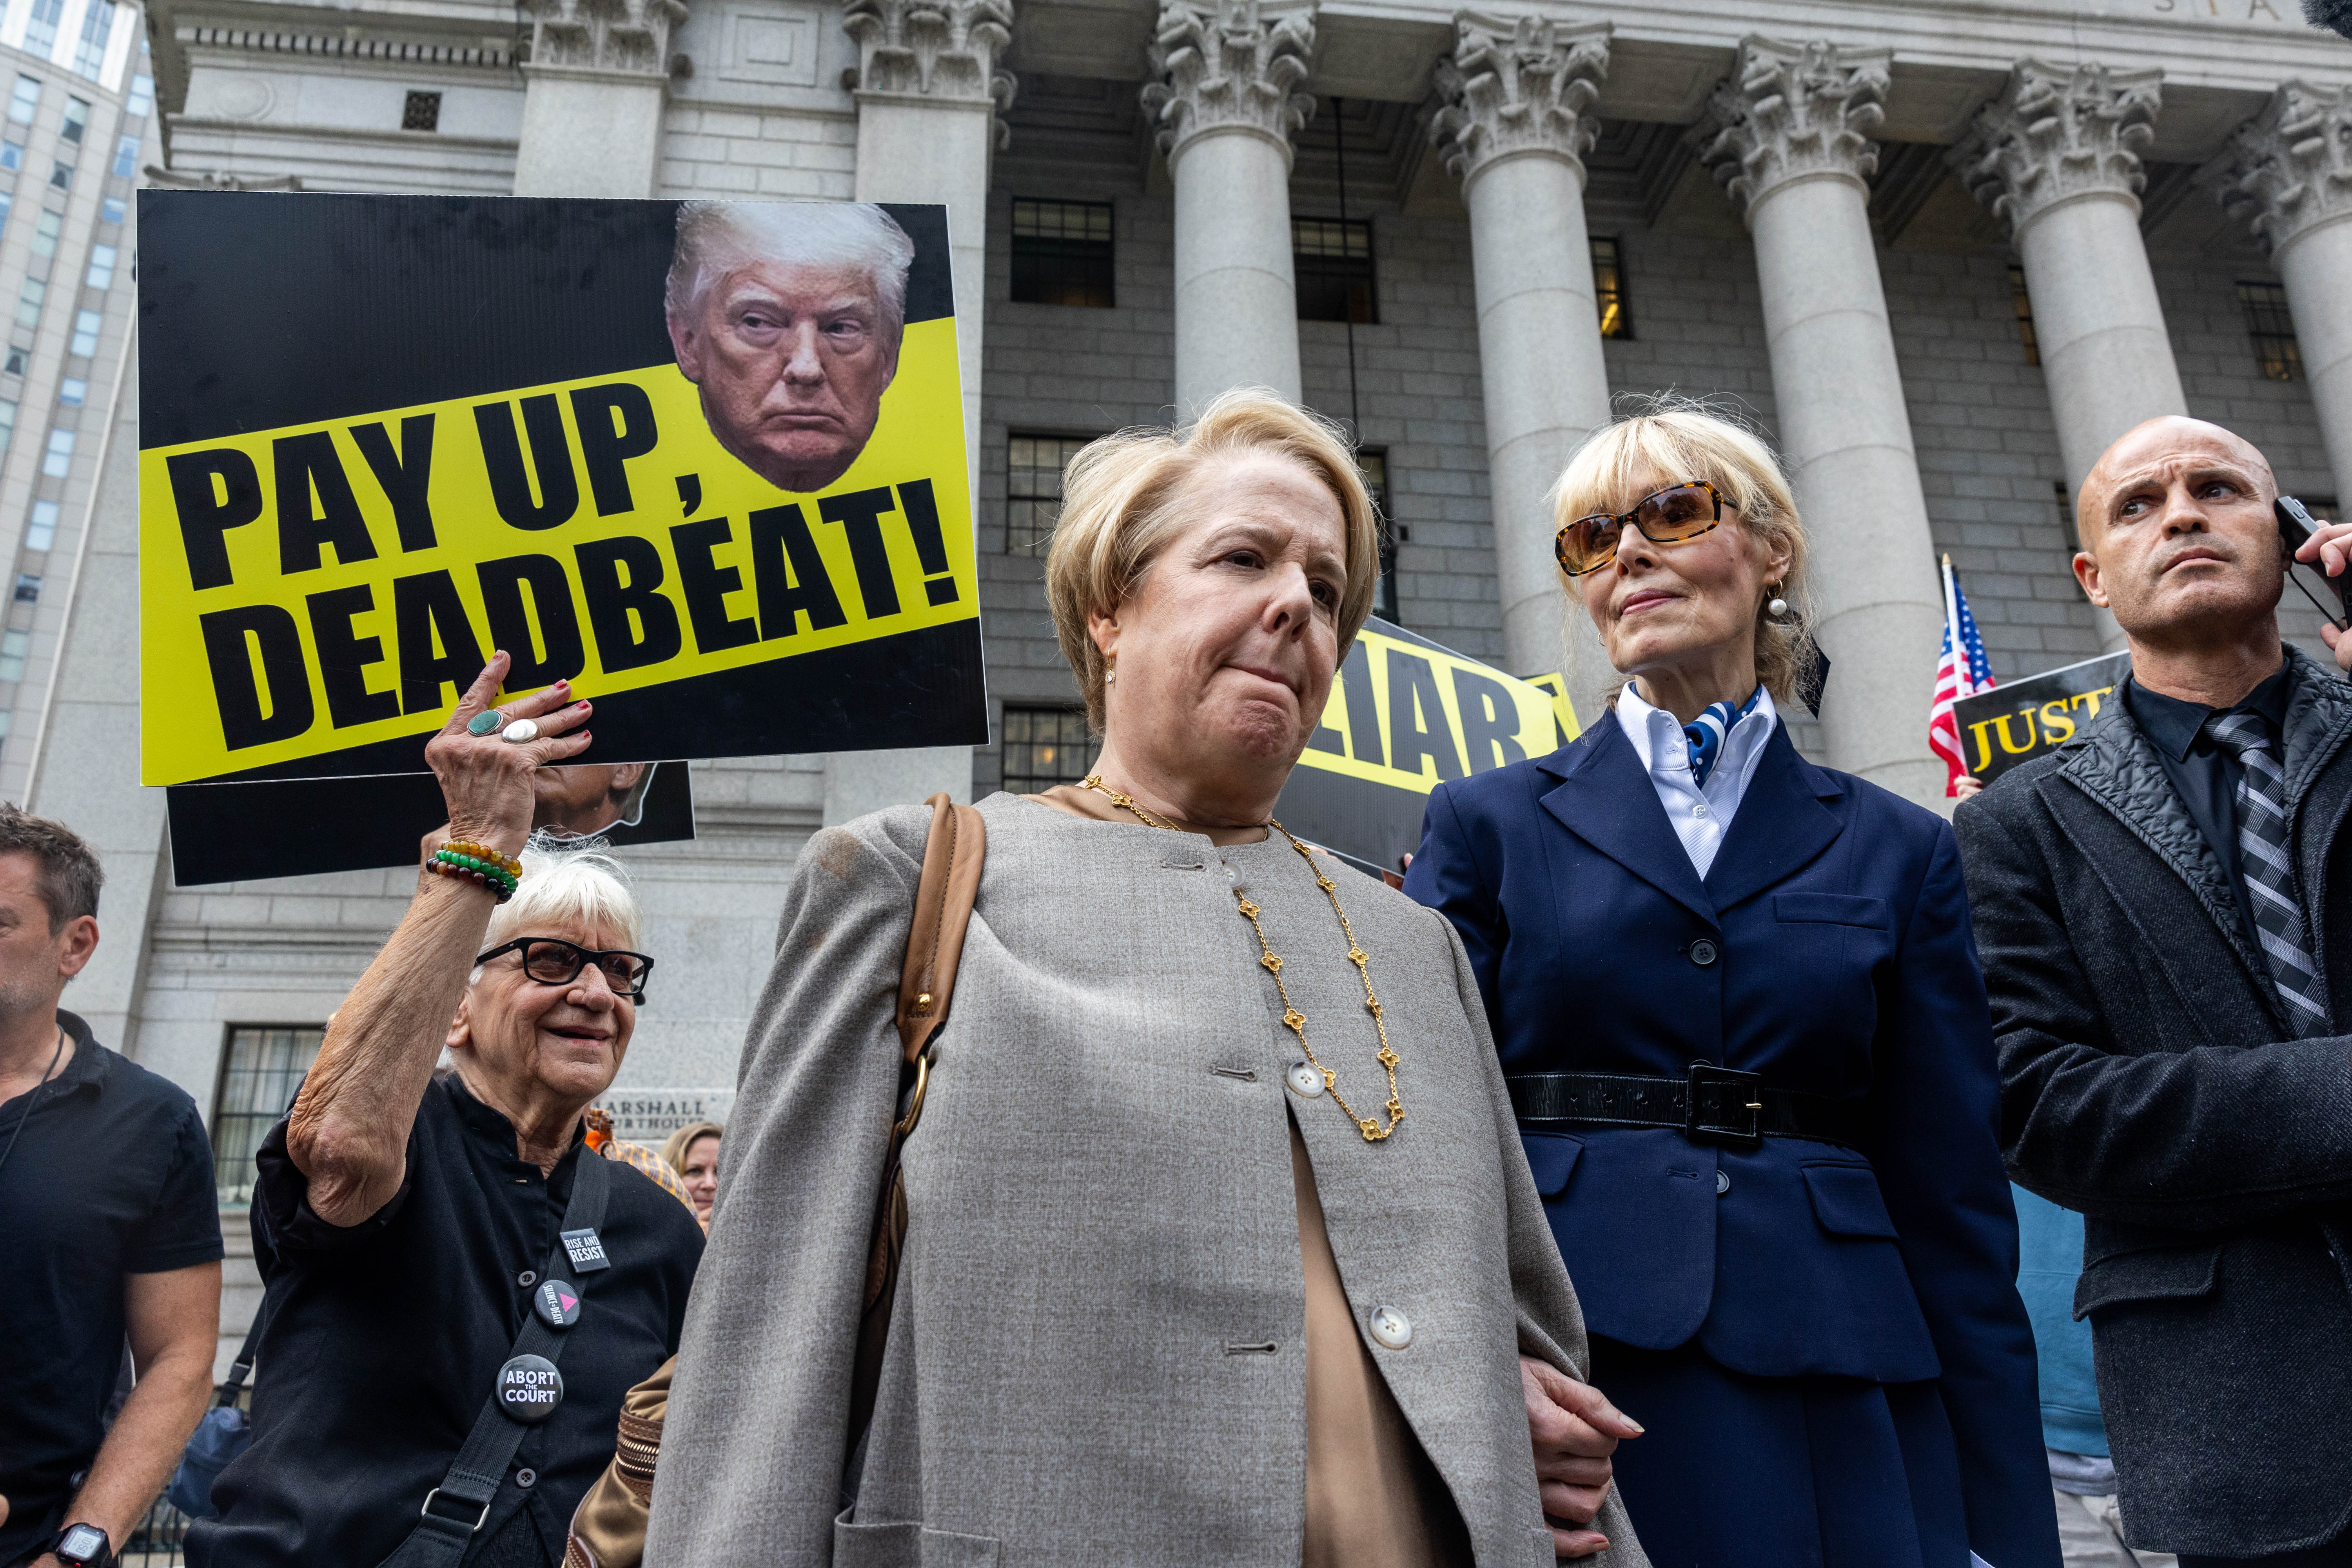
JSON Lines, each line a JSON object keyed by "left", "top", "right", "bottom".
{"left": 1699, "top": 37, "right": 1889, "bottom": 215}
{"left": 1953, "top": 61, "right": 2161, "bottom": 236}
{"left": 844, "top": 0, "right": 1016, "bottom": 110}
{"left": 1142, "top": 0, "right": 1316, "bottom": 164}
{"left": 523, "top": 0, "right": 686, "bottom": 75}
{"left": 2219, "top": 82, "right": 2352, "bottom": 257}
{"left": 1431, "top": 13, "right": 1610, "bottom": 189}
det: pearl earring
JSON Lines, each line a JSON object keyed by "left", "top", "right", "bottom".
{"left": 1766, "top": 585, "right": 1790, "bottom": 620}
{"left": 1104, "top": 657, "right": 1116, "bottom": 686}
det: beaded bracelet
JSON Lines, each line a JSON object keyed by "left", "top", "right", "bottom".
{"left": 443, "top": 840, "right": 522, "bottom": 878}
{"left": 427, "top": 847, "right": 519, "bottom": 903}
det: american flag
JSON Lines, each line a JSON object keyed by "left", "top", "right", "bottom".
{"left": 1928, "top": 561, "right": 1994, "bottom": 796}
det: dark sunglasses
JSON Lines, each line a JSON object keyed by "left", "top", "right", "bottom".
{"left": 475, "top": 938, "right": 655, "bottom": 1004}
{"left": 1555, "top": 480, "right": 1728, "bottom": 577}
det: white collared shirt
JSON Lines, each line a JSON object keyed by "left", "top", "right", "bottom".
{"left": 1612, "top": 681, "right": 1780, "bottom": 880}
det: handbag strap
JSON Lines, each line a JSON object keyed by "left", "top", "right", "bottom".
{"left": 895, "top": 793, "right": 987, "bottom": 1070}
{"left": 377, "top": 1142, "right": 612, "bottom": 1568}
{"left": 216, "top": 1297, "right": 271, "bottom": 1405}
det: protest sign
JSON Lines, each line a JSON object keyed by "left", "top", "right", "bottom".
{"left": 1276, "top": 618, "right": 1580, "bottom": 875}
{"left": 165, "top": 760, "right": 696, "bottom": 886}
{"left": 139, "top": 192, "right": 985, "bottom": 787}
{"left": 1951, "top": 650, "right": 2131, "bottom": 784}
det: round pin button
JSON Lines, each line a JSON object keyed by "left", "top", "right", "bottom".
{"left": 1286, "top": 1061, "right": 1325, "bottom": 1098}
{"left": 1367, "top": 1305, "right": 1413, "bottom": 1350}
{"left": 496, "top": 1354, "right": 564, "bottom": 1423}
{"left": 533, "top": 1278, "right": 583, "bottom": 1331}
{"left": 1688, "top": 938, "right": 1719, "bottom": 967}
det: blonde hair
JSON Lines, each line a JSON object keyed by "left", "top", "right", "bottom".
{"left": 660, "top": 1120, "right": 724, "bottom": 1173}
{"left": 478, "top": 842, "right": 644, "bottom": 957}
{"left": 1548, "top": 399, "right": 1815, "bottom": 707}
{"left": 1045, "top": 388, "right": 1382, "bottom": 731}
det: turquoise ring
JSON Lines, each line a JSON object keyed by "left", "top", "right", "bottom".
{"left": 466, "top": 709, "right": 504, "bottom": 737}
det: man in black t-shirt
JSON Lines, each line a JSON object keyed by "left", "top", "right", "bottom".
{"left": 0, "top": 806, "right": 222, "bottom": 1568}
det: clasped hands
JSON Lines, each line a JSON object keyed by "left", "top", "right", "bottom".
{"left": 1521, "top": 1354, "right": 1642, "bottom": 1559}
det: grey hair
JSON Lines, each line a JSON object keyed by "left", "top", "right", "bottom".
{"left": 473, "top": 843, "right": 644, "bottom": 976}
{"left": 664, "top": 201, "right": 916, "bottom": 344}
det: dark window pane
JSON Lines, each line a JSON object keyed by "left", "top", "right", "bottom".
{"left": 1010, "top": 198, "right": 1114, "bottom": 308}
{"left": 1591, "top": 237, "right": 1632, "bottom": 339}
{"left": 1294, "top": 218, "right": 1376, "bottom": 324}
{"left": 212, "top": 1025, "right": 326, "bottom": 1205}
{"left": 1001, "top": 705, "right": 1095, "bottom": 794}
{"left": 2238, "top": 280, "right": 2303, "bottom": 382}
{"left": 2011, "top": 266, "right": 2040, "bottom": 367}
{"left": 403, "top": 90, "right": 442, "bottom": 132}
{"left": 1005, "top": 432, "right": 1095, "bottom": 556}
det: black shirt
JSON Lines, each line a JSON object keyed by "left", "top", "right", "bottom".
{"left": 2123, "top": 661, "right": 2296, "bottom": 957}
{"left": 0, "top": 1011, "right": 224, "bottom": 1567}
{"left": 187, "top": 1073, "right": 702, "bottom": 1568}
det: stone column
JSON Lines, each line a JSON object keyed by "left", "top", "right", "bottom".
{"left": 1432, "top": 12, "right": 1614, "bottom": 698}
{"left": 846, "top": 0, "right": 1014, "bottom": 482}
{"left": 1953, "top": 62, "right": 2178, "bottom": 652}
{"left": 1143, "top": 0, "right": 1315, "bottom": 412}
{"left": 2220, "top": 83, "right": 2352, "bottom": 499}
{"left": 825, "top": 0, "right": 1013, "bottom": 824}
{"left": 513, "top": 0, "right": 686, "bottom": 196}
{"left": 1700, "top": 38, "right": 1945, "bottom": 804}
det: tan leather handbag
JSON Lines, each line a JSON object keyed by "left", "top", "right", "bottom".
{"left": 564, "top": 794, "right": 987, "bottom": 1568}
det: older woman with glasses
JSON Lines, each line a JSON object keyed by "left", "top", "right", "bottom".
{"left": 1405, "top": 405, "right": 2058, "bottom": 1568}
{"left": 189, "top": 655, "right": 704, "bottom": 1568}
{"left": 650, "top": 390, "right": 1647, "bottom": 1567}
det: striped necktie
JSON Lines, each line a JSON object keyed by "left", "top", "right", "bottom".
{"left": 1683, "top": 690, "right": 1760, "bottom": 789}
{"left": 2207, "top": 711, "right": 2330, "bottom": 1036}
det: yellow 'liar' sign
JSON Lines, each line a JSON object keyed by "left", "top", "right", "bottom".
{"left": 139, "top": 318, "right": 973, "bottom": 785}
{"left": 1296, "top": 622, "right": 1577, "bottom": 791}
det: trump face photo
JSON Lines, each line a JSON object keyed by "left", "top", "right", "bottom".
{"left": 664, "top": 201, "right": 916, "bottom": 494}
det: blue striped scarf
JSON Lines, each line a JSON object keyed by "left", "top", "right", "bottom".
{"left": 1684, "top": 688, "right": 1763, "bottom": 788}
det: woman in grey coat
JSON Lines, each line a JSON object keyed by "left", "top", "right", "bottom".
{"left": 647, "top": 390, "right": 1647, "bottom": 1568}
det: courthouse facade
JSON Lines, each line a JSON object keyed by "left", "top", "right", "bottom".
{"left": 19, "top": 0, "right": 2352, "bottom": 1351}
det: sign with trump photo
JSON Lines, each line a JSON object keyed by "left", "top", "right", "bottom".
{"left": 138, "top": 192, "right": 985, "bottom": 786}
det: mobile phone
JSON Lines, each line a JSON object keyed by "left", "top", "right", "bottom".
{"left": 2276, "top": 495, "right": 2350, "bottom": 630}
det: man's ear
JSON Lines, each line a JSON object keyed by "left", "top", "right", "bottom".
{"left": 609, "top": 762, "right": 648, "bottom": 793}
{"left": 56, "top": 913, "right": 98, "bottom": 981}
{"left": 667, "top": 312, "right": 704, "bottom": 384}
{"left": 446, "top": 988, "right": 474, "bottom": 1055}
{"left": 2073, "top": 549, "right": 2110, "bottom": 609}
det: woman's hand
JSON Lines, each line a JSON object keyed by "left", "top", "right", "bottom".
{"left": 2294, "top": 518, "right": 2352, "bottom": 672}
{"left": 1522, "top": 1354, "right": 1641, "bottom": 1559}
{"left": 424, "top": 653, "right": 594, "bottom": 858}
{"left": 1952, "top": 775, "right": 1984, "bottom": 802}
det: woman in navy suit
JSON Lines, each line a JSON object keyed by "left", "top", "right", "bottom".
{"left": 1406, "top": 406, "right": 2058, "bottom": 1568}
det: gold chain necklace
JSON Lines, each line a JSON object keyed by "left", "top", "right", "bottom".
{"left": 1079, "top": 774, "right": 1403, "bottom": 1142}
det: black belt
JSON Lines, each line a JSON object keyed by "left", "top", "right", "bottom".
{"left": 1507, "top": 1063, "right": 1866, "bottom": 1151}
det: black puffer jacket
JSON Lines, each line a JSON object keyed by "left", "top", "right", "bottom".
{"left": 1955, "top": 643, "right": 2352, "bottom": 1559}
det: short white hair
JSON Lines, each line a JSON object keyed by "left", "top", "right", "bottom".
{"left": 479, "top": 843, "right": 644, "bottom": 957}
{"left": 665, "top": 201, "right": 917, "bottom": 343}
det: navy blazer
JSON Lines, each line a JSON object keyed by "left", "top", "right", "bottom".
{"left": 1407, "top": 712, "right": 2054, "bottom": 1568}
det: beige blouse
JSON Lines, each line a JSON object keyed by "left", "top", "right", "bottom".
{"left": 1030, "top": 787, "right": 1471, "bottom": 1568}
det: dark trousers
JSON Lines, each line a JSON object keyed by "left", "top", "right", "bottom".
{"left": 2180, "top": 1530, "right": 2352, "bottom": 1568}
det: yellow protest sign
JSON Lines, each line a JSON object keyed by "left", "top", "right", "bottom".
{"left": 139, "top": 192, "right": 985, "bottom": 786}
{"left": 1276, "top": 619, "right": 1579, "bottom": 872}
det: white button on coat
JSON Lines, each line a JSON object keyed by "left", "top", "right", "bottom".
{"left": 1286, "top": 1061, "right": 1325, "bottom": 1098}
{"left": 1367, "top": 1305, "right": 1413, "bottom": 1350}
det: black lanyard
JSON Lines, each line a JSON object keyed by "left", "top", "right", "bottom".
{"left": 0, "top": 1027, "right": 66, "bottom": 1185}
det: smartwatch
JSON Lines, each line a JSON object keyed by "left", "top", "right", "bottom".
{"left": 53, "top": 1523, "right": 111, "bottom": 1566}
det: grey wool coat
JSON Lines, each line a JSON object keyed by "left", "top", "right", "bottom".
{"left": 646, "top": 793, "right": 1646, "bottom": 1568}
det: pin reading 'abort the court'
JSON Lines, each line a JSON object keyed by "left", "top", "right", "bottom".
{"left": 561, "top": 1228, "right": 610, "bottom": 1272}
{"left": 534, "top": 1279, "right": 583, "bottom": 1330}
{"left": 497, "top": 1355, "right": 564, "bottom": 1423}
